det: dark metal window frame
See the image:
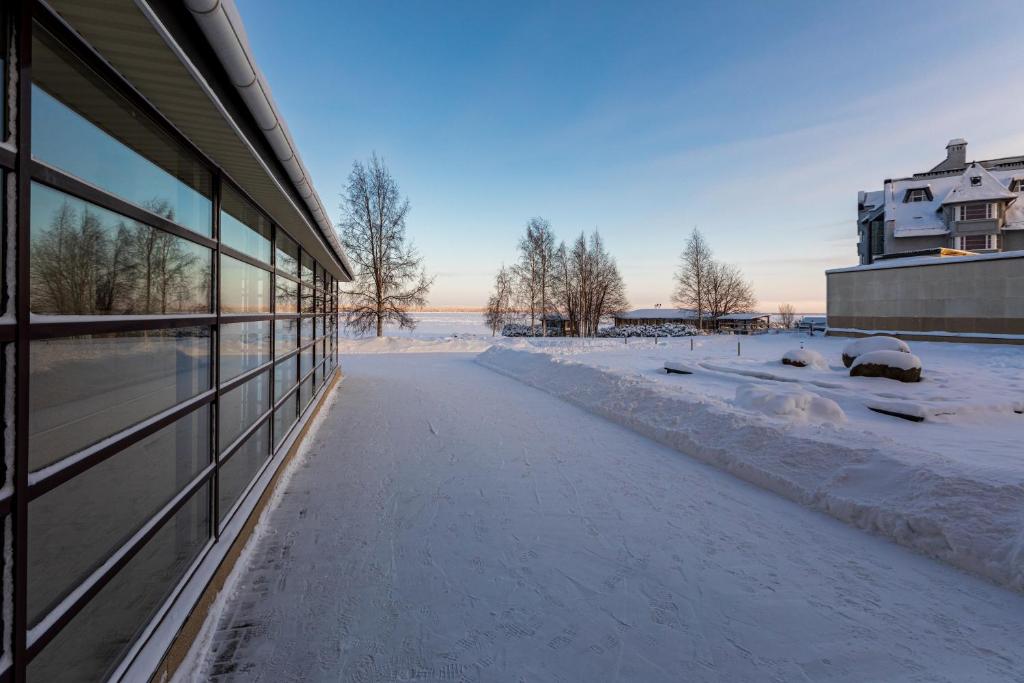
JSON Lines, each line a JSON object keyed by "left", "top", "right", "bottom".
{"left": 1, "top": 2, "right": 342, "bottom": 680}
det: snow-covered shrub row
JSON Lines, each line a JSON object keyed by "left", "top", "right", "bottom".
{"left": 597, "top": 323, "right": 697, "bottom": 338}
{"left": 501, "top": 323, "right": 559, "bottom": 337}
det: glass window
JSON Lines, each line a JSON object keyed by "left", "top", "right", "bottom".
{"left": 31, "top": 31, "right": 212, "bottom": 237}
{"left": 300, "top": 376, "right": 313, "bottom": 410}
{"left": 300, "top": 317, "right": 313, "bottom": 346}
{"left": 275, "top": 232, "right": 299, "bottom": 278}
{"left": 220, "top": 255, "right": 270, "bottom": 313}
{"left": 274, "top": 355, "right": 297, "bottom": 401}
{"left": 300, "top": 285, "right": 314, "bottom": 314}
{"left": 29, "top": 327, "right": 211, "bottom": 469}
{"left": 219, "top": 370, "right": 269, "bottom": 452}
{"left": 219, "top": 320, "right": 270, "bottom": 383}
{"left": 31, "top": 184, "right": 211, "bottom": 315}
{"left": 273, "top": 395, "right": 297, "bottom": 451}
{"left": 220, "top": 184, "right": 271, "bottom": 263}
{"left": 28, "top": 486, "right": 209, "bottom": 683}
{"left": 275, "top": 276, "right": 297, "bottom": 314}
{"left": 300, "top": 343, "right": 313, "bottom": 378}
{"left": 27, "top": 406, "right": 209, "bottom": 625}
{"left": 300, "top": 251, "right": 314, "bottom": 282}
{"left": 317, "top": 339, "right": 325, "bottom": 363}
{"left": 274, "top": 318, "right": 298, "bottom": 357}
{"left": 218, "top": 422, "right": 270, "bottom": 523}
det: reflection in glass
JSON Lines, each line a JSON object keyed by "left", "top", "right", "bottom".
{"left": 29, "top": 327, "right": 211, "bottom": 469}
{"left": 28, "top": 487, "right": 209, "bottom": 683}
{"left": 274, "top": 355, "right": 297, "bottom": 401}
{"left": 221, "top": 255, "right": 270, "bottom": 313}
{"left": 32, "top": 33, "right": 212, "bottom": 236}
{"left": 300, "top": 376, "right": 313, "bottom": 410}
{"left": 275, "top": 276, "right": 297, "bottom": 314}
{"left": 275, "top": 319, "right": 298, "bottom": 358}
{"left": 30, "top": 184, "right": 211, "bottom": 315}
{"left": 219, "top": 321, "right": 270, "bottom": 383}
{"left": 28, "top": 407, "right": 209, "bottom": 624}
{"left": 220, "top": 184, "right": 271, "bottom": 263}
{"left": 301, "top": 250, "right": 314, "bottom": 282}
{"left": 219, "top": 423, "right": 270, "bottom": 523}
{"left": 300, "top": 285, "right": 314, "bottom": 314}
{"left": 300, "top": 343, "right": 313, "bottom": 378}
{"left": 300, "top": 317, "right": 313, "bottom": 347}
{"left": 274, "top": 395, "right": 297, "bottom": 450}
{"left": 219, "top": 370, "right": 269, "bottom": 451}
{"left": 275, "top": 232, "right": 299, "bottom": 277}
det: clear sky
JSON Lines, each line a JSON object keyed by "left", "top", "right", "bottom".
{"left": 240, "top": 0, "right": 1024, "bottom": 311}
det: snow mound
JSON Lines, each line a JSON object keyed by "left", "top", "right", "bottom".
{"left": 852, "top": 349, "right": 922, "bottom": 371}
{"left": 781, "top": 348, "right": 828, "bottom": 369}
{"left": 842, "top": 336, "right": 910, "bottom": 366}
{"left": 735, "top": 384, "right": 846, "bottom": 423}
{"left": 476, "top": 346, "right": 1024, "bottom": 592}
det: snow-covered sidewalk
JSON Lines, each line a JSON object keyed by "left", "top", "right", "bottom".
{"left": 180, "top": 352, "right": 1024, "bottom": 682}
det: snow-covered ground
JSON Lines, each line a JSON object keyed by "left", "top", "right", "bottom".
{"left": 335, "top": 314, "right": 1024, "bottom": 592}
{"left": 179, "top": 352, "right": 1024, "bottom": 682}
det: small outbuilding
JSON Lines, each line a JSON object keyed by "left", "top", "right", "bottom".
{"left": 716, "top": 313, "right": 771, "bottom": 334}
{"left": 541, "top": 313, "right": 572, "bottom": 336}
{"left": 614, "top": 308, "right": 701, "bottom": 327}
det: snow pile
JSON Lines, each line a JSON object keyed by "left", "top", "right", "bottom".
{"left": 476, "top": 346, "right": 1024, "bottom": 592}
{"left": 735, "top": 383, "right": 846, "bottom": 423}
{"left": 597, "top": 323, "right": 697, "bottom": 338}
{"left": 781, "top": 348, "right": 828, "bottom": 369}
{"left": 852, "top": 349, "right": 922, "bottom": 371}
{"left": 842, "top": 336, "right": 910, "bottom": 367}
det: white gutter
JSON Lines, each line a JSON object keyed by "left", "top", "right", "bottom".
{"left": 182, "top": 0, "right": 353, "bottom": 279}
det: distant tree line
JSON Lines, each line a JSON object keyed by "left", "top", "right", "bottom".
{"left": 485, "top": 217, "right": 628, "bottom": 336}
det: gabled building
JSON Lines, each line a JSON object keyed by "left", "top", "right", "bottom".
{"left": 857, "top": 139, "right": 1024, "bottom": 264}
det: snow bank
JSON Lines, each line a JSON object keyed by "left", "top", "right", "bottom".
{"left": 852, "top": 349, "right": 922, "bottom": 372}
{"left": 781, "top": 348, "right": 828, "bottom": 369}
{"left": 476, "top": 346, "right": 1024, "bottom": 592}
{"left": 735, "top": 384, "right": 846, "bottom": 423}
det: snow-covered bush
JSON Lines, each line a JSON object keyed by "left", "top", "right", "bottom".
{"left": 597, "top": 323, "right": 697, "bottom": 338}
{"left": 734, "top": 384, "right": 846, "bottom": 423}
{"left": 850, "top": 349, "right": 922, "bottom": 382}
{"left": 501, "top": 323, "right": 553, "bottom": 337}
{"left": 841, "top": 336, "right": 910, "bottom": 368}
{"left": 781, "top": 348, "right": 827, "bottom": 369}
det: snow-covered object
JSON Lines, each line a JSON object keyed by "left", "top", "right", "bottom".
{"left": 851, "top": 350, "right": 923, "bottom": 382}
{"left": 664, "top": 361, "right": 697, "bottom": 374}
{"left": 735, "top": 384, "right": 846, "bottom": 423}
{"left": 781, "top": 348, "right": 827, "bottom": 369}
{"left": 842, "top": 336, "right": 910, "bottom": 367}
{"left": 476, "top": 346, "right": 1024, "bottom": 591}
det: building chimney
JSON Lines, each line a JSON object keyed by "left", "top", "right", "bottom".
{"left": 945, "top": 138, "right": 967, "bottom": 167}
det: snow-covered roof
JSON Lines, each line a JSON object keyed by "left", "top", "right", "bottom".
{"left": 893, "top": 224, "right": 949, "bottom": 237}
{"left": 939, "top": 163, "right": 1017, "bottom": 205}
{"left": 826, "top": 249, "right": 1024, "bottom": 274}
{"left": 615, "top": 308, "right": 699, "bottom": 320}
{"left": 717, "top": 313, "right": 769, "bottom": 320}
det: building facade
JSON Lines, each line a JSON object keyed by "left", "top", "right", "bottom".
{"left": 0, "top": 1, "right": 350, "bottom": 680}
{"left": 857, "top": 139, "right": 1024, "bottom": 264}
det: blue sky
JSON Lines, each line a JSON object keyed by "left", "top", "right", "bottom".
{"left": 241, "top": 0, "right": 1024, "bottom": 311}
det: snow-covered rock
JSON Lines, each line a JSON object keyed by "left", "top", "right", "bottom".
{"left": 735, "top": 384, "right": 846, "bottom": 423}
{"left": 781, "top": 348, "right": 827, "bottom": 369}
{"left": 850, "top": 349, "right": 923, "bottom": 382}
{"left": 842, "top": 336, "right": 910, "bottom": 367}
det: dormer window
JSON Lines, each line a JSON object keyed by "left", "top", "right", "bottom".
{"left": 1013, "top": 178, "right": 1024, "bottom": 193}
{"left": 905, "top": 188, "right": 931, "bottom": 202}
{"left": 956, "top": 203, "right": 995, "bottom": 221}
{"left": 970, "top": 176, "right": 982, "bottom": 187}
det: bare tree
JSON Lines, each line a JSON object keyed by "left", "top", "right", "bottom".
{"left": 513, "top": 217, "right": 555, "bottom": 335}
{"left": 339, "top": 155, "right": 433, "bottom": 336}
{"left": 777, "top": 302, "right": 796, "bottom": 329}
{"left": 553, "top": 231, "right": 628, "bottom": 337}
{"left": 671, "top": 228, "right": 713, "bottom": 330}
{"left": 706, "top": 261, "right": 757, "bottom": 319}
{"left": 484, "top": 265, "right": 515, "bottom": 336}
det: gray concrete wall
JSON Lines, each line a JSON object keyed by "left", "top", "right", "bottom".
{"left": 826, "top": 253, "right": 1024, "bottom": 341}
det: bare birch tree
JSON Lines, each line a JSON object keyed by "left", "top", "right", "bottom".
{"left": 513, "top": 217, "right": 555, "bottom": 335}
{"left": 705, "top": 261, "right": 757, "bottom": 319}
{"left": 484, "top": 265, "right": 515, "bottom": 336}
{"left": 553, "top": 231, "right": 628, "bottom": 337}
{"left": 777, "top": 302, "right": 796, "bottom": 329}
{"left": 671, "top": 228, "right": 713, "bottom": 330}
{"left": 339, "top": 155, "right": 432, "bottom": 336}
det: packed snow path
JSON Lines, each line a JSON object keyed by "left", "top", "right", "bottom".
{"left": 186, "top": 353, "right": 1024, "bottom": 682}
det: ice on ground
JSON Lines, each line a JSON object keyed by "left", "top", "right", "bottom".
{"left": 781, "top": 347, "right": 828, "bottom": 369}
{"left": 852, "top": 348, "right": 923, "bottom": 371}
{"left": 735, "top": 383, "right": 846, "bottom": 423}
